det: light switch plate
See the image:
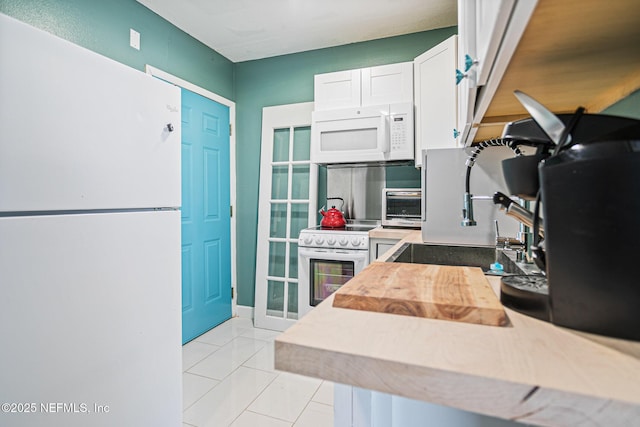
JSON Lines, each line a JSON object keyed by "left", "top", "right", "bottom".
{"left": 130, "top": 29, "right": 140, "bottom": 50}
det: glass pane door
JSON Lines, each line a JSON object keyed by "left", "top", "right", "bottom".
{"left": 265, "top": 125, "right": 313, "bottom": 320}
{"left": 255, "top": 102, "right": 316, "bottom": 331}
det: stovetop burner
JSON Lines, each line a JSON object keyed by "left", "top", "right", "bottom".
{"left": 309, "top": 219, "right": 380, "bottom": 233}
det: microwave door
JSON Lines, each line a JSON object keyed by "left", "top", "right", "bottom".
{"left": 310, "top": 102, "right": 414, "bottom": 164}
{"left": 311, "top": 105, "right": 390, "bottom": 163}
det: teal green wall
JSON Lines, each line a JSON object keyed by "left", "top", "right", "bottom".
{"left": 0, "top": 0, "right": 234, "bottom": 100}
{"left": 602, "top": 89, "right": 640, "bottom": 119}
{"left": 234, "top": 27, "right": 457, "bottom": 306}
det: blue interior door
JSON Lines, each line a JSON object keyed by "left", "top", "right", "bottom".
{"left": 181, "top": 88, "right": 232, "bottom": 344}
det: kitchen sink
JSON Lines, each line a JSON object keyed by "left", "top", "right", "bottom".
{"left": 386, "top": 242, "right": 536, "bottom": 275}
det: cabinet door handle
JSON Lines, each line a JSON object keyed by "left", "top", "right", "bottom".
{"left": 464, "top": 54, "right": 478, "bottom": 72}
{"left": 453, "top": 129, "right": 461, "bottom": 139}
{"left": 455, "top": 69, "right": 466, "bottom": 85}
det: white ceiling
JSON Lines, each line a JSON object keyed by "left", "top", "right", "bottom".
{"left": 136, "top": 0, "right": 457, "bottom": 62}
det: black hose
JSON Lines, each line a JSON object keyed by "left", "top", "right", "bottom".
{"left": 464, "top": 138, "right": 523, "bottom": 194}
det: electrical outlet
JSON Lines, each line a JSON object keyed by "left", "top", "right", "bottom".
{"left": 130, "top": 29, "right": 140, "bottom": 50}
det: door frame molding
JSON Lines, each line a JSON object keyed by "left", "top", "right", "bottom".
{"left": 145, "top": 65, "right": 238, "bottom": 317}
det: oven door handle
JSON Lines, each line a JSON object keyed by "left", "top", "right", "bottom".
{"left": 298, "top": 248, "right": 368, "bottom": 261}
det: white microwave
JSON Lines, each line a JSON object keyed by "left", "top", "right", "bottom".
{"left": 310, "top": 102, "right": 414, "bottom": 164}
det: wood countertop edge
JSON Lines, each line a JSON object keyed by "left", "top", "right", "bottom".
{"left": 274, "top": 338, "right": 640, "bottom": 425}
{"left": 276, "top": 292, "right": 640, "bottom": 400}
{"left": 369, "top": 226, "right": 416, "bottom": 240}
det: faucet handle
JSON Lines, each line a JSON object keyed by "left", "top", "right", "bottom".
{"left": 497, "top": 236, "right": 526, "bottom": 248}
{"left": 495, "top": 220, "right": 526, "bottom": 250}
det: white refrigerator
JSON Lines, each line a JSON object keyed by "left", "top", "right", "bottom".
{"left": 0, "top": 14, "right": 182, "bottom": 427}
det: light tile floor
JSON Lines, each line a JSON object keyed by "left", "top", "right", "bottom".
{"left": 182, "top": 317, "right": 334, "bottom": 427}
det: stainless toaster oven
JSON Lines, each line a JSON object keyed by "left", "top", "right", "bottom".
{"left": 382, "top": 188, "right": 421, "bottom": 228}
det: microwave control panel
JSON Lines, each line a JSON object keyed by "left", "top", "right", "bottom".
{"left": 388, "top": 103, "right": 414, "bottom": 158}
{"left": 390, "top": 114, "right": 409, "bottom": 152}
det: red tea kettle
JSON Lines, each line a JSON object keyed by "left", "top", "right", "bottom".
{"left": 319, "top": 197, "right": 346, "bottom": 228}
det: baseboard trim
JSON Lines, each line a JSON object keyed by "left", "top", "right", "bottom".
{"left": 236, "top": 305, "right": 254, "bottom": 320}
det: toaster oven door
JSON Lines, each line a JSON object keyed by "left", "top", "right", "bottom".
{"left": 383, "top": 189, "right": 421, "bottom": 227}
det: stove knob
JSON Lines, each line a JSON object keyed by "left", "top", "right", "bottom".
{"left": 315, "top": 236, "right": 325, "bottom": 245}
{"left": 327, "top": 236, "right": 336, "bottom": 245}
{"left": 339, "top": 237, "right": 349, "bottom": 246}
{"left": 351, "top": 237, "right": 362, "bottom": 246}
{"left": 303, "top": 235, "right": 313, "bottom": 245}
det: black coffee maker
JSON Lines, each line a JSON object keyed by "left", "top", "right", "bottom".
{"left": 498, "top": 100, "right": 640, "bottom": 341}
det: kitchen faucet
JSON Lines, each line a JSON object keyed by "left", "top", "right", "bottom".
{"left": 460, "top": 138, "right": 545, "bottom": 262}
{"left": 461, "top": 138, "right": 522, "bottom": 227}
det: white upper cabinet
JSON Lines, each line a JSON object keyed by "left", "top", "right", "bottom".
{"left": 456, "top": 0, "right": 477, "bottom": 143}
{"left": 456, "top": 64, "right": 477, "bottom": 144}
{"left": 457, "top": 0, "right": 538, "bottom": 145}
{"left": 314, "top": 70, "right": 361, "bottom": 110}
{"left": 413, "top": 35, "right": 458, "bottom": 167}
{"left": 361, "top": 62, "right": 414, "bottom": 106}
{"left": 459, "top": 0, "right": 515, "bottom": 87}
{"left": 314, "top": 62, "right": 413, "bottom": 111}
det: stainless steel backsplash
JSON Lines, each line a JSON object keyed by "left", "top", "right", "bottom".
{"left": 326, "top": 164, "right": 385, "bottom": 220}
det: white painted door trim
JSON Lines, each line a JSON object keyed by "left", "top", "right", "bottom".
{"left": 144, "top": 65, "right": 238, "bottom": 317}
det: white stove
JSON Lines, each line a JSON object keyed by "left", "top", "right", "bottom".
{"left": 298, "top": 220, "right": 379, "bottom": 318}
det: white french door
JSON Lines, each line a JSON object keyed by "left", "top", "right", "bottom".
{"left": 254, "top": 102, "right": 317, "bottom": 331}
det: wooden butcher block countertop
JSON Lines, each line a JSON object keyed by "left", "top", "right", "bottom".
{"left": 275, "top": 231, "right": 640, "bottom": 426}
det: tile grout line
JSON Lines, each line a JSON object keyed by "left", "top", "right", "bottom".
{"left": 181, "top": 378, "right": 219, "bottom": 414}
{"left": 182, "top": 335, "right": 276, "bottom": 416}
{"left": 183, "top": 319, "right": 333, "bottom": 426}
{"left": 185, "top": 335, "right": 271, "bottom": 378}
{"left": 246, "top": 409, "right": 296, "bottom": 425}
{"left": 182, "top": 347, "right": 222, "bottom": 372}
{"left": 229, "top": 368, "right": 283, "bottom": 424}
{"left": 290, "top": 381, "right": 325, "bottom": 426}
{"left": 244, "top": 373, "right": 325, "bottom": 426}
